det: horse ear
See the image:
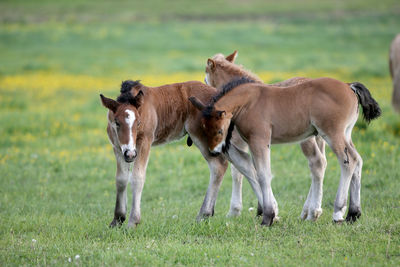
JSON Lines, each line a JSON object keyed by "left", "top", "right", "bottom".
{"left": 225, "top": 50, "right": 238, "bottom": 63}
{"left": 132, "top": 90, "right": 144, "bottom": 108}
{"left": 100, "top": 94, "right": 119, "bottom": 113}
{"left": 217, "top": 110, "right": 226, "bottom": 118}
{"left": 188, "top": 97, "right": 206, "bottom": 111}
{"left": 207, "top": 58, "right": 216, "bottom": 71}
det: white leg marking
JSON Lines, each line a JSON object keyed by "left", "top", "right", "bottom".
{"left": 227, "top": 165, "right": 243, "bottom": 217}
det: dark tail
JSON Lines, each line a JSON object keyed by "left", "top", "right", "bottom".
{"left": 350, "top": 82, "right": 382, "bottom": 123}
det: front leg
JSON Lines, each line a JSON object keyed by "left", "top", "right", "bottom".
{"left": 110, "top": 147, "right": 132, "bottom": 227}
{"left": 127, "top": 138, "right": 151, "bottom": 228}
{"left": 248, "top": 135, "right": 276, "bottom": 226}
{"left": 197, "top": 155, "right": 228, "bottom": 220}
{"left": 300, "top": 136, "right": 326, "bottom": 221}
{"left": 225, "top": 144, "right": 264, "bottom": 214}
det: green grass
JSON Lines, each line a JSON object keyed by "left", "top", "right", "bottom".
{"left": 1, "top": 0, "right": 400, "bottom": 266}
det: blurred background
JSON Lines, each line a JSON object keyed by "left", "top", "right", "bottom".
{"left": 1, "top": 0, "right": 399, "bottom": 78}
{"left": 1, "top": 1, "right": 399, "bottom": 265}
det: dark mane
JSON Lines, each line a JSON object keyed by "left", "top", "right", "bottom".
{"left": 212, "top": 76, "right": 256, "bottom": 104}
{"left": 202, "top": 77, "right": 256, "bottom": 118}
{"left": 222, "top": 121, "right": 235, "bottom": 153}
{"left": 117, "top": 80, "right": 144, "bottom": 105}
{"left": 120, "top": 80, "right": 143, "bottom": 94}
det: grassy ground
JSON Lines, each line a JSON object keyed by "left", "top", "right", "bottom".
{"left": 1, "top": 0, "right": 400, "bottom": 266}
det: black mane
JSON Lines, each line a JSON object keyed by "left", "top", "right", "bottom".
{"left": 202, "top": 76, "right": 256, "bottom": 118}
{"left": 120, "top": 80, "right": 142, "bottom": 94}
{"left": 117, "top": 80, "right": 144, "bottom": 104}
{"left": 212, "top": 76, "right": 256, "bottom": 104}
{"left": 222, "top": 121, "right": 235, "bottom": 153}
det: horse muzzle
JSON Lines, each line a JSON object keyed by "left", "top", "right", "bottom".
{"left": 123, "top": 149, "right": 137, "bottom": 162}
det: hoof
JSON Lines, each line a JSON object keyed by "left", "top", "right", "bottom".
{"left": 332, "top": 208, "right": 346, "bottom": 223}
{"left": 307, "top": 208, "right": 323, "bottom": 221}
{"left": 109, "top": 215, "right": 125, "bottom": 228}
{"left": 127, "top": 221, "right": 140, "bottom": 228}
{"left": 261, "top": 212, "right": 275, "bottom": 226}
{"left": 197, "top": 207, "right": 215, "bottom": 221}
{"left": 346, "top": 208, "right": 361, "bottom": 223}
{"left": 196, "top": 212, "right": 213, "bottom": 222}
{"left": 226, "top": 207, "right": 241, "bottom": 217}
{"left": 300, "top": 209, "right": 308, "bottom": 220}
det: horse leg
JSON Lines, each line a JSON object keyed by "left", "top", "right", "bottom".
{"left": 225, "top": 144, "right": 264, "bottom": 215}
{"left": 227, "top": 165, "right": 243, "bottom": 217}
{"left": 324, "top": 135, "right": 359, "bottom": 223}
{"left": 127, "top": 138, "right": 151, "bottom": 228}
{"left": 249, "top": 136, "right": 276, "bottom": 226}
{"left": 197, "top": 156, "right": 228, "bottom": 220}
{"left": 227, "top": 131, "right": 248, "bottom": 217}
{"left": 346, "top": 140, "right": 363, "bottom": 222}
{"left": 300, "top": 137, "right": 327, "bottom": 221}
{"left": 110, "top": 147, "right": 132, "bottom": 227}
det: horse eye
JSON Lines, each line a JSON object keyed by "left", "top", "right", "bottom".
{"left": 218, "top": 129, "right": 223, "bottom": 135}
{"left": 115, "top": 121, "right": 120, "bottom": 128}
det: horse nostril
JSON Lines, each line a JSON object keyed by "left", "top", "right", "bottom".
{"left": 124, "top": 150, "right": 129, "bottom": 158}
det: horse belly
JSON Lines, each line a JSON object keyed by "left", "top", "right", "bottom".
{"left": 271, "top": 124, "right": 316, "bottom": 144}
{"left": 153, "top": 121, "right": 187, "bottom": 145}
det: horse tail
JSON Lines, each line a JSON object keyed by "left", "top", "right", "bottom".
{"left": 349, "top": 82, "right": 382, "bottom": 123}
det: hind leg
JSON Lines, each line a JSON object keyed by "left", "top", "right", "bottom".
{"left": 227, "top": 131, "right": 247, "bottom": 217}
{"left": 324, "top": 135, "right": 359, "bottom": 223}
{"left": 300, "top": 136, "right": 327, "bottom": 221}
{"left": 227, "top": 165, "right": 243, "bottom": 217}
{"left": 346, "top": 141, "right": 363, "bottom": 222}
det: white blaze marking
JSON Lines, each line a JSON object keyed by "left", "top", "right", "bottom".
{"left": 120, "top": 109, "right": 136, "bottom": 152}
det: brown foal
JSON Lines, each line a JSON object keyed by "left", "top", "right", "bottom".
{"left": 190, "top": 52, "right": 381, "bottom": 226}
{"left": 203, "top": 51, "right": 328, "bottom": 221}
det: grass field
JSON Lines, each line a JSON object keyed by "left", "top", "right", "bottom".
{"left": 1, "top": 0, "right": 400, "bottom": 266}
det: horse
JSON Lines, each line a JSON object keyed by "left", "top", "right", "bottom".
{"left": 189, "top": 57, "right": 381, "bottom": 226}
{"left": 100, "top": 79, "right": 271, "bottom": 227}
{"left": 390, "top": 34, "right": 400, "bottom": 113}
{"left": 198, "top": 51, "right": 328, "bottom": 221}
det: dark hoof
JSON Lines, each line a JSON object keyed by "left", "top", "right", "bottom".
{"left": 109, "top": 215, "right": 126, "bottom": 228}
{"left": 346, "top": 209, "right": 361, "bottom": 223}
{"left": 196, "top": 209, "right": 214, "bottom": 222}
{"left": 261, "top": 212, "right": 275, "bottom": 226}
{"left": 257, "top": 203, "right": 263, "bottom": 217}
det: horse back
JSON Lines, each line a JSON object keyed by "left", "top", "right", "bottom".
{"left": 149, "top": 81, "right": 215, "bottom": 145}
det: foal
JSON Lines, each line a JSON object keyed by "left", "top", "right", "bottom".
{"left": 191, "top": 70, "right": 381, "bottom": 226}
{"left": 200, "top": 51, "right": 328, "bottom": 221}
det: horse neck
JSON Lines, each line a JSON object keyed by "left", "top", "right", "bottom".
{"left": 215, "top": 86, "right": 254, "bottom": 118}
{"left": 147, "top": 85, "right": 188, "bottom": 118}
